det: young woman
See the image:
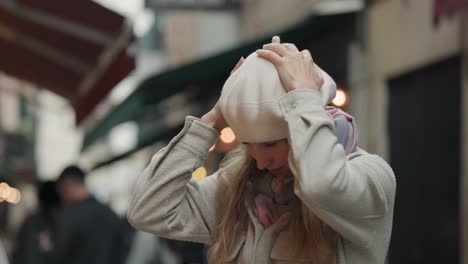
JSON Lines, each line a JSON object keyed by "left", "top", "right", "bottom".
{"left": 128, "top": 39, "right": 396, "bottom": 263}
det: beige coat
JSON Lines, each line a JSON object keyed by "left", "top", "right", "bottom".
{"left": 128, "top": 90, "right": 396, "bottom": 263}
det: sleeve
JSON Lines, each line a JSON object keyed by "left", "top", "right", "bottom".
{"left": 279, "top": 89, "right": 396, "bottom": 247}
{"left": 127, "top": 116, "right": 224, "bottom": 244}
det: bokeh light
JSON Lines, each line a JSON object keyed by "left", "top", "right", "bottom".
{"left": 332, "top": 89, "right": 347, "bottom": 107}
{"left": 220, "top": 127, "right": 236, "bottom": 144}
{"left": 209, "top": 144, "right": 215, "bottom": 152}
{"left": 192, "top": 166, "right": 208, "bottom": 180}
{"left": 0, "top": 183, "right": 21, "bottom": 204}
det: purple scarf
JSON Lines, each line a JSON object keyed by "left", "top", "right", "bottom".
{"left": 325, "top": 106, "right": 358, "bottom": 155}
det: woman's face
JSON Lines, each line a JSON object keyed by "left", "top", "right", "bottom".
{"left": 244, "top": 139, "right": 290, "bottom": 178}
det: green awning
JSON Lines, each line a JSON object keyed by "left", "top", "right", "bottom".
{"left": 81, "top": 14, "right": 343, "bottom": 152}
{"left": 91, "top": 119, "right": 182, "bottom": 170}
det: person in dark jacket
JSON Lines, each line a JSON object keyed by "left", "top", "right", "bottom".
{"left": 12, "top": 181, "right": 60, "bottom": 264}
{"left": 51, "top": 165, "right": 120, "bottom": 264}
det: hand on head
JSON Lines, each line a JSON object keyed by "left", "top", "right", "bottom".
{"left": 200, "top": 102, "right": 227, "bottom": 131}
{"left": 256, "top": 40, "right": 323, "bottom": 93}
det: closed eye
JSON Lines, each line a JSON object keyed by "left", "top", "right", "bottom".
{"left": 263, "top": 141, "right": 277, "bottom": 147}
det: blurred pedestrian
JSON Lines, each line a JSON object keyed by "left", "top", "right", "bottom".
{"left": 51, "top": 165, "right": 120, "bottom": 264}
{"left": 128, "top": 37, "right": 396, "bottom": 263}
{"left": 12, "top": 181, "right": 60, "bottom": 264}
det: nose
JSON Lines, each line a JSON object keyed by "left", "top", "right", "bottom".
{"left": 254, "top": 151, "right": 271, "bottom": 170}
{"left": 247, "top": 144, "right": 270, "bottom": 170}
{"left": 256, "top": 158, "right": 268, "bottom": 170}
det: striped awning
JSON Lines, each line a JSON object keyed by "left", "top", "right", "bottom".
{"left": 0, "top": 0, "right": 136, "bottom": 124}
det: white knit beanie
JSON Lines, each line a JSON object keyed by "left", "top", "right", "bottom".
{"left": 219, "top": 52, "right": 337, "bottom": 143}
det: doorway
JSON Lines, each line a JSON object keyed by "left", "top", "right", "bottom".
{"left": 388, "top": 56, "right": 461, "bottom": 263}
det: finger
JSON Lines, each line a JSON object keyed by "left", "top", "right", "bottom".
{"left": 256, "top": 49, "right": 283, "bottom": 66}
{"left": 262, "top": 43, "right": 290, "bottom": 56}
{"left": 283, "top": 43, "right": 299, "bottom": 52}
{"left": 236, "top": 56, "right": 245, "bottom": 66}
{"left": 301, "top": 49, "right": 313, "bottom": 62}
{"left": 312, "top": 63, "right": 324, "bottom": 83}
{"left": 230, "top": 57, "right": 245, "bottom": 75}
{"left": 271, "top": 35, "right": 281, "bottom": 44}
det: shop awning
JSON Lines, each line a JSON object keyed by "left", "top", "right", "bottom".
{"left": 0, "top": 0, "right": 136, "bottom": 124}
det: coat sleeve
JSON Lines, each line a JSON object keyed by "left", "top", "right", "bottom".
{"left": 127, "top": 116, "right": 225, "bottom": 244}
{"left": 279, "top": 89, "right": 396, "bottom": 248}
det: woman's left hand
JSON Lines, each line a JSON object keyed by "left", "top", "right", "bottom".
{"left": 256, "top": 43, "right": 323, "bottom": 92}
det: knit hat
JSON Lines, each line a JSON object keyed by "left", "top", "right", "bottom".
{"left": 218, "top": 52, "right": 337, "bottom": 143}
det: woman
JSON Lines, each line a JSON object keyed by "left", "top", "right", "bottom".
{"left": 128, "top": 39, "right": 396, "bottom": 263}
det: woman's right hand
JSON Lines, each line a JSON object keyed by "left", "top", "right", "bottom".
{"left": 256, "top": 43, "right": 323, "bottom": 93}
{"left": 200, "top": 102, "right": 227, "bottom": 131}
{"left": 200, "top": 57, "right": 244, "bottom": 131}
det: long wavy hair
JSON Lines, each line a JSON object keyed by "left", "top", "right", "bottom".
{"left": 207, "top": 146, "right": 338, "bottom": 263}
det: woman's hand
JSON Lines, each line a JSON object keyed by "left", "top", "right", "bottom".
{"left": 200, "top": 57, "right": 244, "bottom": 131}
{"left": 256, "top": 43, "right": 323, "bottom": 92}
{"left": 200, "top": 102, "right": 227, "bottom": 131}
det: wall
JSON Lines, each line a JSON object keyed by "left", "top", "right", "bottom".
{"left": 165, "top": 10, "right": 240, "bottom": 66}
{"left": 240, "top": 0, "right": 314, "bottom": 40}
{"left": 367, "top": 0, "right": 461, "bottom": 157}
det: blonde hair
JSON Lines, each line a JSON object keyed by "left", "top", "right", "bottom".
{"left": 207, "top": 146, "right": 337, "bottom": 263}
